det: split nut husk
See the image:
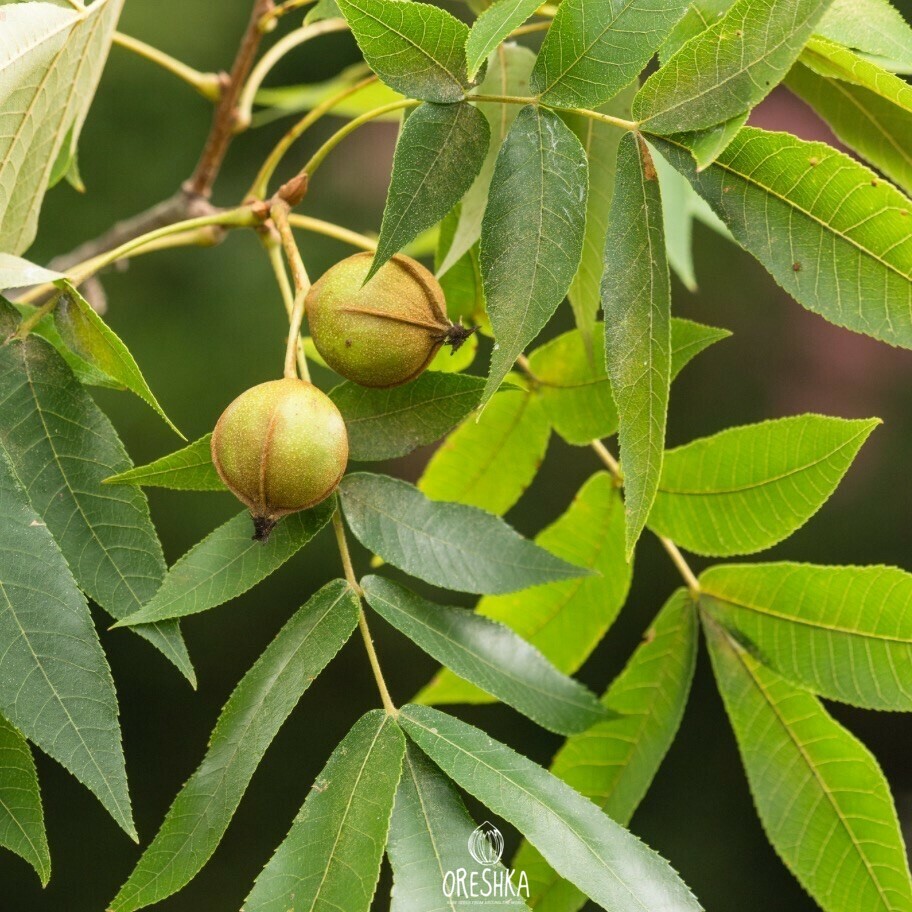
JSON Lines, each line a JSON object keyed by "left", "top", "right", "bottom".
{"left": 211, "top": 378, "right": 348, "bottom": 541}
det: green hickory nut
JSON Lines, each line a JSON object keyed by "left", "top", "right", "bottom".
{"left": 305, "top": 252, "right": 474, "bottom": 388}
{"left": 211, "top": 378, "right": 349, "bottom": 541}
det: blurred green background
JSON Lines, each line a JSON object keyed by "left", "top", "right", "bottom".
{"left": 5, "top": 2, "right": 912, "bottom": 909}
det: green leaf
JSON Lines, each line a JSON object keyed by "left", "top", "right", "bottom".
{"left": 786, "top": 38, "right": 912, "bottom": 193}
{"left": 0, "top": 0, "right": 123, "bottom": 254}
{"left": 530, "top": 0, "right": 690, "bottom": 110}
{"left": 104, "top": 434, "right": 224, "bottom": 491}
{"left": 335, "top": 0, "right": 475, "bottom": 103}
{"left": 109, "top": 580, "right": 360, "bottom": 912}
{"left": 0, "top": 713, "right": 49, "bottom": 886}
{"left": 634, "top": 0, "right": 832, "bottom": 133}
{"left": 818, "top": 0, "right": 912, "bottom": 72}
{"left": 0, "top": 449, "right": 134, "bottom": 839}
{"left": 364, "top": 575, "right": 608, "bottom": 735}
{"left": 648, "top": 414, "right": 879, "bottom": 556}
{"left": 340, "top": 472, "right": 590, "bottom": 594}
{"left": 437, "top": 44, "right": 536, "bottom": 277}
{"left": 603, "top": 134, "right": 671, "bottom": 557}
{"left": 465, "top": 0, "right": 542, "bottom": 78}
{"left": 651, "top": 146, "right": 734, "bottom": 292}
{"left": 244, "top": 710, "right": 405, "bottom": 912}
{"left": 528, "top": 318, "right": 727, "bottom": 445}
{"left": 371, "top": 102, "right": 490, "bottom": 278}
{"left": 515, "top": 590, "right": 698, "bottom": 912}
{"left": 0, "top": 303, "right": 193, "bottom": 684}
{"left": 704, "top": 615, "right": 912, "bottom": 912}
{"left": 701, "top": 562, "right": 912, "bottom": 711}
{"left": 480, "top": 105, "right": 587, "bottom": 404}
{"left": 114, "top": 502, "right": 335, "bottom": 627}
{"left": 252, "top": 62, "right": 404, "bottom": 127}
{"left": 53, "top": 281, "right": 184, "bottom": 438}
{"left": 0, "top": 254, "right": 62, "bottom": 290}
{"left": 331, "top": 372, "right": 486, "bottom": 461}
{"left": 418, "top": 472, "right": 630, "bottom": 706}
{"left": 650, "top": 127, "right": 912, "bottom": 349}
{"left": 418, "top": 388, "right": 550, "bottom": 514}
{"left": 388, "top": 741, "right": 529, "bottom": 912}
{"left": 660, "top": 0, "right": 738, "bottom": 62}
{"left": 564, "top": 83, "right": 637, "bottom": 346}
{"left": 399, "top": 705, "right": 702, "bottom": 912}
{"left": 684, "top": 110, "right": 749, "bottom": 169}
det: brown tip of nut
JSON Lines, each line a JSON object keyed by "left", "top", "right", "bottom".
{"left": 252, "top": 514, "right": 278, "bottom": 543}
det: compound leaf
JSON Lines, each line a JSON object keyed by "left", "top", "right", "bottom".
{"left": 480, "top": 105, "right": 587, "bottom": 405}
{"left": 331, "top": 373, "right": 486, "bottom": 461}
{"left": 399, "top": 705, "right": 702, "bottom": 912}
{"left": 648, "top": 415, "right": 879, "bottom": 556}
{"left": 340, "top": 473, "right": 590, "bottom": 594}
{"left": 115, "top": 502, "right": 335, "bottom": 627}
{"left": 244, "top": 711, "right": 405, "bottom": 912}
{"left": 109, "top": 580, "right": 360, "bottom": 912}
{"left": 363, "top": 575, "right": 608, "bottom": 735}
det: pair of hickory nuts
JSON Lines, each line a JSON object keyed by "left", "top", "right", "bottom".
{"left": 212, "top": 253, "right": 473, "bottom": 539}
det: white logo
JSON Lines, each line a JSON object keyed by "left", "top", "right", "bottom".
{"left": 441, "top": 821, "right": 529, "bottom": 904}
{"left": 468, "top": 822, "right": 504, "bottom": 865}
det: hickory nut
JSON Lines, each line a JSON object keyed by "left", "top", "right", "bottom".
{"left": 305, "top": 252, "right": 473, "bottom": 388}
{"left": 211, "top": 378, "right": 348, "bottom": 541}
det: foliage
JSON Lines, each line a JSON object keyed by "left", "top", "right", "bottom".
{"left": 1, "top": 0, "right": 912, "bottom": 910}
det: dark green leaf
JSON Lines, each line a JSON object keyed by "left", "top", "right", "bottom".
{"left": 418, "top": 388, "right": 550, "bottom": 514}
{"left": 53, "top": 282, "right": 184, "bottom": 437}
{"left": 516, "top": 590, "right": 698, "bottom": 912}
{"left": 340, "top": 473, "right": 590, "bottom": 594}
{"left": 0, "top": 449, "right": 133, "bottom": 838}
{"left": 104, "top": 434, "right": 224, "bottom": 491}
{"left": 331, "top": 372, "right": 486, "bottom": 461}
{"left": 465, "top": 0, "right": 542, "bottom": 78}
{"left": 336, "top": 0, "right": 476, "bottom": 102}
{"left": 400, "top": 705, "right": 702, "bottom": 912}
{"left": 364, "top": 576, "right": 608, "bottom": 734}
{"left": 480, "top": 105, "right": 587, "bottom": 404}
{"left": 244, "top": 711, "right": 405, "bottom": 912}
{"left": 634, "top": 0, "right": 832, "bottom": 132}
{"left": 115, "top": 502, "right": 335, "bottom": 627}
{"left": 0, "top": 303, "right": 193, "bottom": 684}
{"left": 0, "top": 713, "right": 49, "bottom": 885}
{"left": 650, "top": 127, "right": 912, "bottom": 349}
{"left": 371, "top": 102, "right": 490, "bottom": 278}
{"left": 704, "top": 615, "right": 912, "bottom": 912}
{"left": 388, "top": 741, "right": 528, "bottom": 911}
{"left": 603, "top": 134, "right": 671, "bottom": 557}
{"left": 649, "top": 415, "right": 879, "bottom": 556}
{"left": 109, "top": 580, "right": 360, "bottom": 912}
{"left": 701, "top": 562, "right": 912, "bottom": 710}
{"left": 530, "top": 0, "right": 690, "bottom": 109}
{"left": 418, "top": 472, "right": 630, "bottom": 705}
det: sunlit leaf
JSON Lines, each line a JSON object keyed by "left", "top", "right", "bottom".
{"left": 0, "top": 253, "right": 61, "bottom": 291}
{"left": 649, "top": 415, "right": 879, "bottom": 556}
{"left": 244, "top": 711, "right": 405, "bottom": 912}
{"left": 466, "top": 0, "right": 543, "bottom": 78}
{"left": 419, "top": 388, "right": 549, "bottom": 514}
{"left": 340, "top": 473, "right": 591, "bottom": 594}
{"left": 109, "top": 581, "right": 360, "bottom": 912}
{"left": 705, "top": 615, "right": 912, "bottom": 912}
{"left": 701, "top": 562, "right": 912, "bottom": 710}
{"left": 818, "top": 0, "right": 912, "bottom": 72}
{"left": 104, "top": 434, "right": 223, "bottom": 491}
